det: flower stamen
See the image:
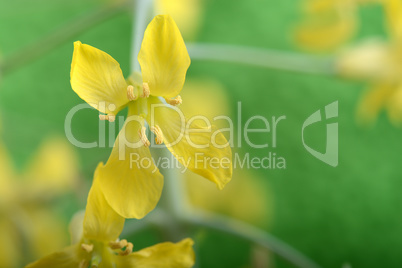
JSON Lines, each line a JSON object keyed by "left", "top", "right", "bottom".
{"left": 150, "top": 125, "right": 164, "bottom": 145}
{"left": 127, "top": 85, "right": 138, "bottom": 101}
{"left": 165, "top": 95, "right": 182, "bottom": 106}
{"left": 141, "top": 82, "right": 150, "bottom": 98}
{"left": 99, "top": 114, "right": 116, "bottom": 122}
{"left": 138, "top": 126, "right": 150, "bottom": 147}
{"left": 81, "top": 243, "right": 94, "bottom": 253}
{"left": 109, "top": 239, "right": 128, "bottom": 249}
{"left": 119, "top": 242, "right": 134, "bottom": 256}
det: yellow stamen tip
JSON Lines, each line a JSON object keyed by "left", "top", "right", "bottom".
{"left": 108, "top": 115, "right": 115, "bottom": 122}
{"left": 119, "top": 242, "right": 134, "bottom": 256}
{"left": 127, "top": 85, "right": 138, "bottom": 101}
{"left": 150, "top": 125, "right": 164, "bottom": 145}
{"left": 109, "top": 239, "right": 128, "bottom": 249}
{"left": 138, "top": 126, "right": 150, "bottom": 147}
{"left": 81, "top": 243, "right": 94, "bottom": 253}
{"left": 99, "top": 114, "right": 115, "bottom": 122}
{"left": 165, "top": 95, "right": 182, "bottom": 106}
{"left": 142, "top": 82, "right": 150, "bottom": 98}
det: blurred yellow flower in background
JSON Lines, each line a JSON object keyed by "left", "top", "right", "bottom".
{"left": 336, "top": 0, "right": 402, "bottom": 126}
{"left": 70, "top": 15, "right": 232, "bottom": 220}
{"left": 0, "top": 134, "right": 79, "bottom": 267}
{"left": 295, "top": 0, "right": 357, "bottom": 52}
{"left": 180, "top": 79, "right": 272, "bottom": 227}
{"left": 155, "top": 0, "right": 203, "bottom": 40}
{"left": 294, "top": 0, "right": 381, "bottom": 52}
{"left": 184, "top": 169, "right": 272, "bottom": 227}
{"left": 26, "top": 166, "right": 195, "bottom": 268}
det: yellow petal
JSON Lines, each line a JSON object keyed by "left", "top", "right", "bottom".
{"left": 385, "top": 0, "right": 402, "bottom": 41}
{"left": 336, "top": 40, "right": 393, "bottom": 80}
{"left": 147, "top": 97, "right": 232, "bottom": 190}
{"left": 23, "top": 136, "right": 78, "bottom": 196}
{"left": 294, "top": 0, "right": 356, "bottom": 51}
{"left": 356, "top": 84, "right": 396, "bottom": 126}
{"left": 97, "top": 104, "right": 164, "bottom": 219}
{"left": 83, "top": 166, "right": 125, "bottom": 242}
{"left": 179, "top": 79, "right": 231, "bottom": 127}
{"left": 69, "top": 210, "right": 85, "bottom": 245}
{"left": 25, "top": 245, "right": 82, "bottom": 268}
{"left": 115, "top": 238, "right": 195, "bottom": 268}
{"left": 138, "top": 15, "right": 190, "bottom": 98}
{"left": 386, "top": 85, "right": 402, "bottom": 125}
{"left": 70, "top": 41, "right": 128, "bottom": 114}
{"left": 295, "top": 20, "right": 355, "bottom": 51}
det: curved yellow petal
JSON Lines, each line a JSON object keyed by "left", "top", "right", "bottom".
{"left": 147, "top": 97, "right": 232, "bottom": 190}
{"left": 70, "top": 41, "right": 128, "bottom": 114}
{"left": 115, "top": 238, "right": 195, "bottom": 268}
{"left": 138, "top": 15, "right": 190, "bottom": 98}
{"left": 83, "top": 166, "right": 125, "bottom": 242}
{"left": 97, "top": 104, "right": 164, "bottom": 219}
{"left": 25, "top": 245, "right": 82, "bottom": 268}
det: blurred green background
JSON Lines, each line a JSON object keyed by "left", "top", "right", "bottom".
{"left": 1, "top": 0, "right": 401, "bottom": 267}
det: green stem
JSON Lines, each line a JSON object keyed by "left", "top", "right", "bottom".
{"left": 130, "top": 0, "right": 153, "bottom": 72}
{"left": 156, "top": 148, "right": 189, "bottom": 216}
{"left": 0, "top": 0, "right": 131, "bottom": 75}
{"left": 186, "top": 43, "right": 337, "bottom": 75}
{"left": 181, "top": 209, "right": 322, "bottom": 268}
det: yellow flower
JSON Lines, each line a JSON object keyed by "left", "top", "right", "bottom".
{"left": 185, "top": 169, "right": 272, "bottom": 226}
{"left": 294, "top": 0, "right": 380, "bottom": 51}
{"left": 25, "top": 165, "right": 195, "bottom": 268}
{"left": 155, "top": 0, "right": 203, "bottom": 40}
{"left": 336, "top": 0, "right": 402, "bottom": 125}
{"left": 70, "top": 15, "right": 232, "bottom": 219}
{"left": 180, "top": 79, "right": 272, "bottom": 226}
{"left": 0, "top": 136, "right": 78, "bottom": 267}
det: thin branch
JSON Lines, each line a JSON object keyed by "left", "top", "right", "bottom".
{"left": 0, "top": 0, "right": 131, "bottom": 75}
{"left": 181, "top": 209, "right": 322, "bottom": 268}
{"left": 130, "top": 0, "right": 153, "bottom": 72}
{"left": 187, "top": 43, "right": 337, "bottom": 76}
